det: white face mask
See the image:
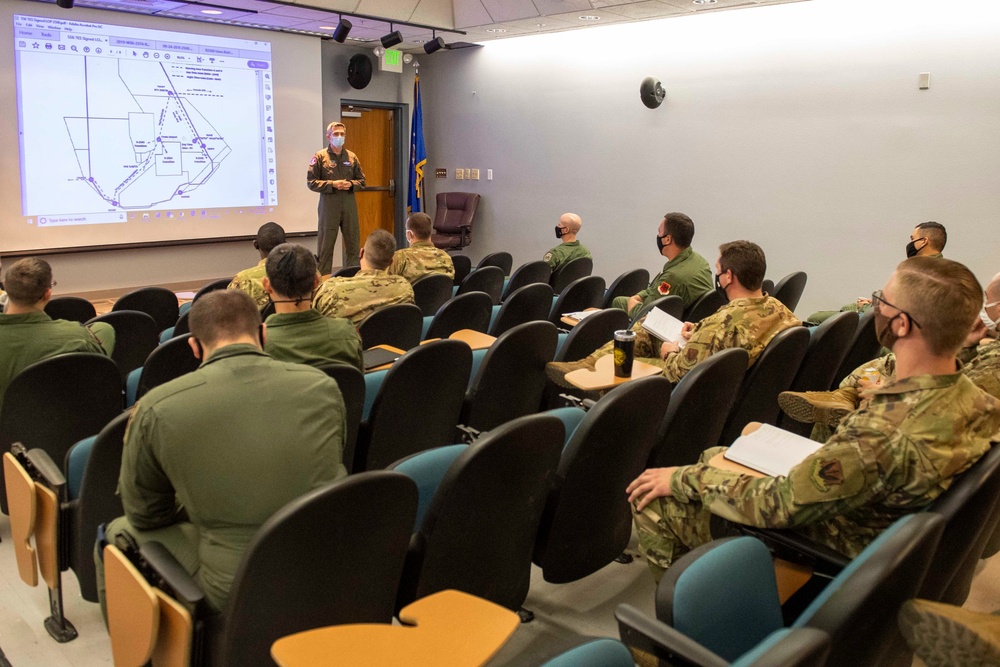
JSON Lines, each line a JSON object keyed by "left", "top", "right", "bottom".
{"left": 329, "top": 135, "right": 345, "bottom": 148}
{"left": 981, "top": 300, "right": 1000, "bottom": 334}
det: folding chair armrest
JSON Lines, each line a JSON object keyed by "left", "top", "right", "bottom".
{"left": 24, "top": 448, "right": 66, "bottom": 491}
{"left": 710, "top": 516, "right": 849, "bottom": 576}
{"left": 139, "top": 542, "right": 206, "bottom": 608}
{"left": 615, "top": 604, "right": 729, "bottom": 667}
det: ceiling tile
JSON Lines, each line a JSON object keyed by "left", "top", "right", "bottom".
{"left": 76, "top": 0, "right": 187, "bottom": 13}
{"left": 157, "top": 4, "right": 256, "bottom": 20}
{"left": 492, "top": 15, "right": 578, "bottom": 31}
{"left": 479, "top": 0, "right": 542, "bottom": 23}
{"left": 409, "top": 0, "right": 456, "bottom": 29}
{"left": 356, "top": 0, "right": 422, "bottom": 22}
{"left": 452, "top": 0, "right": 493, "bottom": 29}
{"left": 541, "top": 9, "right": 633, "bottom": 25}
{"left": 598, "top": 1, "right": 687, "bottom": 19}
{"left": 531, "top": 0, "right": 593, "bottom": 16}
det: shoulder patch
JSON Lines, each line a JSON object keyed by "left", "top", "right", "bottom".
{"left": 309, "top": 156, "right": 317, "bottom": 166}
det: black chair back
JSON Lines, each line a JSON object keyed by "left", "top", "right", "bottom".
{"left": 549, "top": 276, "right": 607, "bottom": 326}
{"left": 410, "top": 273, "right": 453, "bottom": 317}
{"left": 88, "top": 310, "right": 161, "bottom": 381}
{"left": 135, "top": 334, "right": 201, "bottom": 402}
{"left": 358, "top": 339, "right": 472, "bottom": 471}
{"left": 476, "top": 252, "right": 513, "bottom": 276}
{"left": 220, "top": 472, "right": 418, "bottom": 666}
{"left": 173, "top": 311, "right": 191, "bottom": 337}
{"left": 535, "top": 376, "right": 673, "bottom": 583}
{"left": 762, "top": 278, "right": 775, "bottom": 296}
{"left": 113, "top": 287, "right": 180, "bottom": 333}
{"left": 317, "top": 363, "right": 365, "bottom": 475}
{"left": 69, "top": 410, "right": 130, "bottom": 602}
{"left": 44, "top": 296, "right": 97, "bottom": 324}
{"left": 502, "top": 261, "right": 552, "bottom": 301}
{"left": 629, "top": 295, "right": 684, "bottom": 327}
{"left": 555, "top": 308, "right": 629, "bottom": 362}
{"left": 489, "top": 283, "right": 554, "bottom": 338}
{"left": 550, "top": 257, "right": 594, "bottom": 295}
{"left": 451, "top": 254, "right": 472, "bottom": 286}
{"left": 0, "top": 353, "right": 122, "bottom": 513}
{"left": 332, "top": 266, "right": 361, "bottom": 278}
{"left": 778, "top": 312, "right": 858, "bottom": 437}
{"left": 650, "top": 348, "right": 749, "bottom": 467}
{"left": 772, "top": 272, "right": 808, "bottom": 312}
{"left": 457, "top": 266, "right": 504, "bottom": 305}
{"left": 396, "top": 413, "right": 564, "bottom": 610}
{"left": 462, "top": 321, "right": 558, "bottom": 432}
{"left": 683, "top": 290, "right": 727, "bottom": 323}
{"left": 719, "top": 327, "right": 810, "bottom": 446}
{"left": 193, "top": 278, "right": 232, "bottom": 302}
{"left": 358, "top": 304, "right": 423, "bottom": 351}
{"left": 830, "top": 309, "right": 881, "bottom": 389}
{"left": 602, "top": 268, "right": 651, "bottom": 309}
{"left": 260, "top": 301, "right": 276, "bottom": 319}
{"left": 425, "top": 292, "right": 493, "bottom": 340}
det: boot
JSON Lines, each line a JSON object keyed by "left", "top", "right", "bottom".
{"left": 545, "top": 355, "right": 599, "bottom": 390}
{"left": 778, "top": 387, "right": 858, "bottom": 427}
{"left": 899, "top": 598, "right": 1000, "bottom": 667}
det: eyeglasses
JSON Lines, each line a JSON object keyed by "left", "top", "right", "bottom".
{"left": 871, "top": 290, "right": 922, "bottom": 329}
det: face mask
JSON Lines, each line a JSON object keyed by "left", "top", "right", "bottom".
{"left": 905, "top": 238, "right": 925, "bottom": 258}
{"left": 656, "top": 235, "right": 666, "bottom": 254}
{"left": 715, "top": 272, "right": 728, "bottom": 297}
{"left": 330, "top": 136, "right": 345, "bottom": 148}
{"left": 981, "top": 301, "right": 1000, "bottom": 334}
{"left": 874, "top": 310, "right": 902, "bottom": 350}
{"left": 555, "top": 226, "right": 565, "bottom": 239}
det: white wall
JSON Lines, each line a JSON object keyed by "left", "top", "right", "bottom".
{"left": 419, "top": 0, "right": 1000, "bottom": 316}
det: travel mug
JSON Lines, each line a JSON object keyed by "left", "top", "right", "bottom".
{"left": 613, "top": 329, "right": 636, "bottom": 378}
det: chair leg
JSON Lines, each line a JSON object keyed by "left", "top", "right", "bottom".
{"left": 518, "top": 608, "right": 535, "bottom": 623}
{"left": 44, "top": 580, "right": 78, "bottom": 642}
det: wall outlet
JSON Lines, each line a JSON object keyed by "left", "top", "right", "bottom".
{"left": 919, "top": 72, "right": 930, "bottom": 89}
{"left": 456, "top": 168, "right": 464, "bottom": 180}
{"left": 471, "top": 168, "right": 480, "bottom": 180}
{"left": 487, "top": 169, "right": 493, "bottom": 180}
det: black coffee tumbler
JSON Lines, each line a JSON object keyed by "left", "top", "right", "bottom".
{"left": 613, "top": 329, "right": 636, "bottom": 378}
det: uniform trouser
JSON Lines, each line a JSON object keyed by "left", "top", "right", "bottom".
{"left": 88, "top": 322, "right": 116, "bottom": 355}
{"left": 590, "top": 328, "right": 668, "bottom": 370}
{"left": 317, "top": 193, "right": 361, "bottom": 274}
{"left": 611, "top": 295, "right": 643, "bottom": 319}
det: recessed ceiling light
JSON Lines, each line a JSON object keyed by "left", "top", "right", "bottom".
{"left": 318, "top": 25, "right": 336, "bottom": 30}
{"left": 536, "top": 23, "right": 546, "bottom": 27}
{"left": 578, "top": 15, "right": 601, "bottom": 20}
{"left": 692, "top": 0, "right": 717, "bottom": 4}
{"left": 486, "top": 28, "right": 506, "bottom": 33}
{"left": 201, "top": 9, "right": 222, "bottom": 14}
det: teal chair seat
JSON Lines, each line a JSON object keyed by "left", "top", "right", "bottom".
{"left": 125, "top": 366, "right": 143, "bottom": 407}
{"left": 66, "top": 435, "right": 97, "bottom": 501}
{"left": 388, "top": 444, "right": 467, "bottom": 530}
{"left": 363, "top": 369, "right": 389, "bottom": 420}
{"left": 545, "top": 407, "right": 587, "bottom": 447}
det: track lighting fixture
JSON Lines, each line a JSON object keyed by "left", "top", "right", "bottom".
{"left": 332, "top": 17, "right": 352, "bottom": 43}
{"left": 423, "top": 35, "right": 445, "bottom": 54}
{"left": 380, "top": 29, "right": 403, "bottom": 49}
{"left": 56, "top": 0, "right": 74, "bottom": 8}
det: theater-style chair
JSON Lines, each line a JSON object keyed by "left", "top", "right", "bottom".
{"left": 777, "top": 312, "right": 858, "bottom": 437}
{"left": 355, "top": 339, "right": 472, "bottom": 472}
{"left": 456, "top": 266, "right": 504, "bottom": 305}
{"left": 4, "top": 445, "right": 78, "bottom": 642}
{"left": 424, "top": 291, "right": 493, "bottom": 340}
{"left": 489, "top": 283, "right": 554, "bottom": 338}
{"left": 332, "top": 265, "right": 361, "bottom": 278}
{"left": 772, "top": 271, "right": 808, "bottom": 313}
{"left": 601, "top": 268, "right": 651, "bottom": 310}
{"left": 113, "top": 286, "right": 180, "bottom": 334}
{"left": 717, "top": 327, "right": 810, "bottom": 447}
{"left": 87, "top": 310, "right": 161, "bottom": 381}
{"left": 461, "top": 321, "right": 558, "bottom": 433}
{"left": 683, "top": 289, "right": 727, "bottom": 323}
{"left": 126, "top": 334, "right": 201, "bottom": 407}
{"left": 0, "top": 353, "right": 122, "bottom": 514}
{"left": 535, "top": 638, "right": 639, "bottom": 667}
{"left": 431, "top": 192, "right": 480, "bottom": 250}
{"left": 476, "top": 251, "right": 513, "bottom": 276}
{"left": 534, "top": 376, "right": 672, "bottom": 584}
{"left": 762, "top": 278, "right": 775, "bottom": 297}
{"left": 550, "top": 257, "right": 594, "bottom": 295}
{"left": 501, "top": 260, "right": 552, "bottom": 302}
{"left": 554, "top": 307, "right": 629, "bottom": 362}
{"left": 104, "top": 472, "right": 418, "bottom": 666}
{"left": 44, "top": 296, "right": 97, "bottom": 324}
{"left": 387, "top": 413, "right": 563, "bottom": 615}
{"left": 451, "top": 254, "right": 472, "bottom": 287}
{"left": 829, "top": 309, "right": 881, "bottom": 389}
{"left": 160, "top": 310, "right": 191, "bottom": 343}
{"left": 628, "top": 294, "right": 684, "bottom": 327}
{"left": 358, "top": 303, "right": 423, "bottom": 351}
{"left": 412, "top": 273, "right": 454, "bottom": 317}
{"left": 317, "top": 363, "right": 365, "bottom": 475}
{"left": 549, "top": 276, "right": 606, "bottom": 327}
{"left": 617, "top": 513, "right": 944, "bottom": 667}
{"left": 649, "top": 348, "right": 749, "bottom": 468}
{"left": 192, "top": 277, "right": 233, "bottom": 302}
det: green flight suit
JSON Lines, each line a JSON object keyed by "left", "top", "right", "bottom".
{"left": 543, "top": 241, "right": 592, "bottom": 274}
{"left": 264, "top": 309, "right": 363, "bottom": 372}
{"left": 313, "top": 269, "right": 415, "bottom": 326}
{"left": 308, "top": 147, "right": 366, "bottom": 274}
{"left": 97, "top": 344, "right": 347, "bottom": 613}
{"left": 634, "top": 372, "right": 1000, "bottom": 578}
{"left": 227, "top": 259, "right": 269, "bottom": 310}
{"left": 388, "top": 240, "right": 456, "bottom": 283}
{"left": 612, "top": 246, "right": 713, "bottom": 316}
{"left": 0, "top": 310, "right": 114, "bottom": 415}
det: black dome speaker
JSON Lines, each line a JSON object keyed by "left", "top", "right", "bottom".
{"left": 640, "top": 77, "right": 665, "bottom": 109}
{"left": 347, "top": 54, "right": 373, "bottom": 90}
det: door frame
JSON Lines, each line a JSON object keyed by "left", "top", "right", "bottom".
{"left": 341, "top": 99, "right": 409, "bottom": 249}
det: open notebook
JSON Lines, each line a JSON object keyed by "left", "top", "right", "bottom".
{"left": 723, "top": 423, "right": 824, "bottom": 477}
{"left": 641, "top": 307, "right": 687, "bottom": 348}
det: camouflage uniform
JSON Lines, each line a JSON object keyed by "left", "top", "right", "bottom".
{"left": 612, "top": 247, "right": 714, "bottom": 315}
{"left": 313, "top": 269, "right": 415, "bottom": 325}
{"left": 964, "top": 338, "right": 1000, "bottom": 401}
{"left": 264, "top": 309, "right": 363, "bottom": 371}
{"left": 388, "top": 240, "right": 456, "bottom": 284}
{"left": 634, "top": 372, "right": 1000, "bottom": 578}
{"left": 543, "top": 241, "right": 592, "bottom": 274}
{"left": 228, "top": 259, "right": 269, "bottom": 310}
{"left": 307, "top": 147, "right": 366, "bottom": 275}
{"left": 589, "top": 296, "right": 800, "bottom": 382}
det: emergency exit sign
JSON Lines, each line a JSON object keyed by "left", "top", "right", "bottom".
{"left": 379, "top": 49, "right": 403, "bottom": 73}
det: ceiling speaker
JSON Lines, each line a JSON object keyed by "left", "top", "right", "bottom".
{"left": 347, "top": 54, "right": 373, "bottom": 90}
{"left": 640, "top": 77, "right": 665, "bottom": 109}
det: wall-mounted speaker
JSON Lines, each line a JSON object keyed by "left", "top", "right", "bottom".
{"left": 640, "top": 77, "right": 665, "bottom": 109}
{"left": 347, "top": 54, "right": 373, "bottom": 90}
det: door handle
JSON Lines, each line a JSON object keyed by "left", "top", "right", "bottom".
{"left": 388, "top": 179, "right": 395, "bottom": 197}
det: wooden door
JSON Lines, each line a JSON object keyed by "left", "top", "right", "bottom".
{"left": 341, "top": 108, "right": 394, "bottom": 242}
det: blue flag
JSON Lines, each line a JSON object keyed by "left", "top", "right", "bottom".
{"left": 408, "top": 75, "right": 426, "bottom": 214}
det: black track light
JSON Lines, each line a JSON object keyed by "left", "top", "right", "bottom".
{"left": 56, "top": 0, "right": 74, "bottom": 8}
{"left": 332, "top": 18, "right": 352, "bottom": 43}
{"left": 423, "top": 36, "right": 445, "bottom": 54}
{"left": 380, "top": 30, "right": 403, "bottom": 49}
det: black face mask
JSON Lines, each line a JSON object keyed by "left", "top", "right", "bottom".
{"left": 656, "top": 235, "right": 666, "bottom": 254}
{"left": 905, "top": 238, "right": 925, "bottom": 258}
{"left": 555, "top": 226, "right": 565, "bottom": 239}
{"left": 715, "top": 272, "right": 727, "bottom": 296}
{"left": 874, "top": 310, "right": 902, "bottom": 350}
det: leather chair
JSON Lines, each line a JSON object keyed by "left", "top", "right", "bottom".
{"left": 534, "top": 376, "right": 673, "bottom": 583}
{"left": 829, "top": 309, "right": 881, "bottom": 389}
{"left": 412, "top": 273, "right": 454, "bottom": 317}
{"left": 317, "top": 363, "right": 365, "bottom": 474}
{"left": 476, "top": 251, "right": 513, "bottom": 276}
{"left": 87, "top": 310, "right": 161, "bottom": 381}
{"left": 456, "top": 266, "right": 505, "bottom": 305}
{"left": 44, "top": 296, "right": 96, "bottom": 324}
{"left": 358, "top": 303, "right": 423, "bottom": 351}
{"left": 718, "top": 327, "right": 810, "bottom": 446}
{"left": 451, "top": 254, "right": 472, "bottom": 287}
{"left": 127, "top": 334, "right": 201, "bottom": 407}
{"left": 772, "top": 272, "right": 808, "bottom": 313}
{"left": 489, "top": 283, "right": 554, "bottom": 338}
{"left": 425, "top": 291, "right": 493, "bottom": 340}
{"left": 629, "top": 294, "right": 684, "bottom": 327}
{"left": 550, "top": 257, "right": 594, "bottom": 295}
{"left": 388, "top": 413, "right": 564, "bottom": 611}
{"left": 192, "top": 278, "right": 233, "bottom": 302}
{"left": 684, "top": 290, "right": 727, "bottom": 323}
{"left": 173, "top": 310, "right": 191, "bottom": 337}
{"left": 333, "top": 265, "right": 361, "bottom": 278}
{"left": 602, "top": 268, "right": 651, "bottom": 309}
{"left": 502, "top": 260, "right": 552, "bottom": 301}
{"left": 554, "top": 308, "right": 628, "bottom": 362}
{"left": 549, "top": 276, "right": 606, "bottom": 326}
{"left": 762, "top": 278, "right": 775, "bottom": 296}
{"left": 432, "top": 192, "right": 480, "bottom": 250}
{"left": 113, "top": 287, "right": 180, "bottom": 333}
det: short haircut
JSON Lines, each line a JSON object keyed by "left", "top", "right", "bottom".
{"left": 266, "top": 243, "right": 317, "bottom": 299}
{"left": 718, "top": 240, "right": 766, "bottom": 291}
{"left": 326, "top": 121, "right": 346, "bottom": 133}
{"left": 5, "top": 257, "right": 52, "bottom": 305}
{"left": 405, "top": 212, "right": 433, "bottom": 240}
{"left": 255, "top": 222, "right": 286, "bottom": 254}
{"left": 915, "top": 221, "right": 947, "bottom": 252}
{"left": 986, "top": 272, "right": 1000, "bottom": 302}
{"left": 560, "top": 213, "right": 582, "bottom": 234}
{"left": 189, "top": 290, "right": 261, "bottom": 347}
{"left": 663, "top": 212, "right": 695, "bottom": 248}
{"left": 364, "top": 229, "right": 397, "bottom": 270}
{"left": 894, "top": 257, "right": 982, "bottom": 356}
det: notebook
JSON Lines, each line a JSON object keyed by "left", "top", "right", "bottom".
{"left": 363, "top": 348, "right": 401, "bottom": 371}
{"left": 723, "top": 423, "right": 824, "bottom": 477}
{"left": 640, "top": 307, "right": 687, "bottom": 348}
